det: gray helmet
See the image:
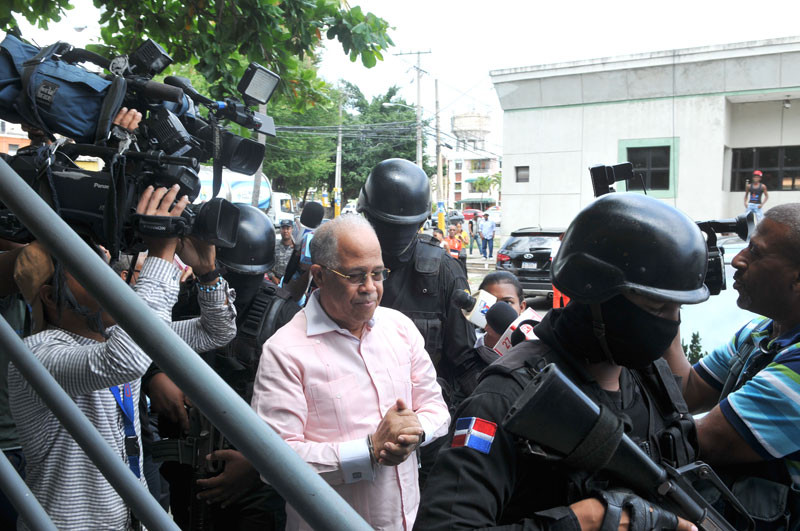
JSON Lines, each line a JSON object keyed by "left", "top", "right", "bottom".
{"left": 552, "top": 193, "right": 709, "bottom": 304}
{"left": 216, "top": 204, "right": 275, "bottom": 274}
{"left": 357, "top": 158, "right": 431, "bottom": 225}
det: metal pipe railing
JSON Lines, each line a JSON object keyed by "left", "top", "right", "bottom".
{"left": 0, "top": 312, "right": 178, "bottom": 530}
{"left": 0, "top": 158, "right": 371, "bottom": 530}
{"left": 0, "top": 427, "right": 57, "bottom": 531}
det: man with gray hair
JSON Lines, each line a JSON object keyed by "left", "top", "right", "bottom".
{"left": 251, "top": 215, "right": 449, "bottom": 530}
{"left": 664, "top": 203, "right": 800, "bottom": 529}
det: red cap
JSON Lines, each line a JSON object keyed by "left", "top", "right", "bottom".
{"left": 753, "top": 170, "right": 763, "bottom": 177}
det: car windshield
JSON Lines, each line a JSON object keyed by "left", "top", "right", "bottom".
{"left": 505, "top": 236, "right": 559, "bottom": 251}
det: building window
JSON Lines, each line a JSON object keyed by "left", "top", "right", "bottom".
{"left": 455, "top": 160, "right": 463, "bottom": 170}
{"left": 618, "top": 138, "right": 678, "bottom": 199}
{"left": 455, "top": 172, "right": 462, "bottom": 182}
{"left": 455, "top": 192, "right": 462, "bottom": 201}
{"left": 731, "top": 146, "right": 800, "bottom": 191}
{"left": 626, "top": 146, "right": 670, "bottom": 190}
{"left": 471, "top": 159, "right": 489, "bottom": 172}
{"left": 515, "top": 166, "right": 529, "bottom": 183}
{"left": 454, "top": 182, "right": 461, "bottom": 191}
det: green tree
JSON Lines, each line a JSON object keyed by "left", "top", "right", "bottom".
{"left": 263, "top": 87, "right": 338, "bottom": 196}
{"left": 2, "top": 0, "right": 393, "bottom": 107}
{"left": 472, "top": 175, "right": 492, "bottom": 209}
{"left": 489, "top": 171, "right": 502, "bottom": 201}
{"left": 332, "top": 83, "right": 431, "bottom": 204}
{"left": 681, "top": 332, "right": 707, "bottom": 365}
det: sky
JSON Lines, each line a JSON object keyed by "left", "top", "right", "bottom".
{"left": 11, "top": 0, "right": 800, "bottom": 156}
{"left": 317, "top": 0, "right": 800, "bottom": 155}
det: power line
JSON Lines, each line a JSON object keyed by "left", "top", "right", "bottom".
{"left": 276, "top": 120, "right": 417, "bottom": 130}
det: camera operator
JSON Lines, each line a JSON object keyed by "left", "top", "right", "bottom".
{"left": 414, "top": 194, "right": 703, "bottom": 531}
{"left": 664, "top": 203, "right": 800, "bottom": 529}
{"left": 7, "top": 184, "right": 237, "bottom": 530}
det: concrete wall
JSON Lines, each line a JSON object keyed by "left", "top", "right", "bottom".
{"left": 493, "top": 38, "right": 800, "bottom": 235}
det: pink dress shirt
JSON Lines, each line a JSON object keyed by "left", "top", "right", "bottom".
{"left": 252, "top": 291, "right": 450, "bottom": 530}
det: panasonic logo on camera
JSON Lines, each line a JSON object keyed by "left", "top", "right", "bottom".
{"left": 93, "top": 183, "right": 110, "bottom": 190}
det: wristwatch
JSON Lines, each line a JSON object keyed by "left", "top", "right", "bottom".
{"left": 197, "top": 267, "right": 224, "bottom": 283}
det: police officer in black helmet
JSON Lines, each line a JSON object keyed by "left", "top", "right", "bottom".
{"left": 152, "top": 204, "right": 299, "bottom": 530}
{"left": 358, "top": 158, "right": 478, "bottom": 487}
{"left": 415, "top": 193, "right": 703, "bottom": 531}
{"left": 358, "top": 159, "right": 478, "bottom": 399}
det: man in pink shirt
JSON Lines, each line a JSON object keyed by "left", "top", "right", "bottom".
{"left": 251, "top": 215, "right": 450, "bottom": 530}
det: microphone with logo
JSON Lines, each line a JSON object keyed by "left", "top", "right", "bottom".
{"left": 490, "top": 304, "right": 542, "bottom": 357}
{"left": 452, "top": 289, "right": 498, "bottom": 329}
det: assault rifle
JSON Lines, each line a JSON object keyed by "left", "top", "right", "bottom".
{"left": 153, "top": 406, "right": 225, "bottom": 530}
{"left": 503, "top": 364, "right": 754, "bottom": 531}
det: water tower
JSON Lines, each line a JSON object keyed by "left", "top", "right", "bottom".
{"left": 451, "top": 112, "right": 490, "bottom": 151}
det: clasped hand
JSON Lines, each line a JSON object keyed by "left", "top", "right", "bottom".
{"left": 371, "top": 398, "right": 423, "bottom": 466}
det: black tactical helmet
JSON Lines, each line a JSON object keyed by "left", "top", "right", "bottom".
{"left": 552, "top": 193, "right": 709, "bottom": 304}
{"left": 216, "top": 203, "right": 275, "bottom": 275}
{"left": 357, "top": 158, "right": 431, "bottom": 225}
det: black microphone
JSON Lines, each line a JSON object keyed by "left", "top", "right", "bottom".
{"left": 164, "top": 76, "right": 214, "bottom": 105}
{"left": 452, "top": 289, "right": 476, "bottom": 312}
{"left": 299, "top": 202, "right": 324, "bottom": 229}
{"left": 485, "top": 301, "right": 518, "bottom": 334}
{"left": 137, "top": 80, "right": 184, "bottom": 103}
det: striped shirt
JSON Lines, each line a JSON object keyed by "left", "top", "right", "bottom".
{"left": 8, "top": 257, "right": 237, "bottom": 530}
{"left": 695, "top": 317, "right": 800, "bottom": 486}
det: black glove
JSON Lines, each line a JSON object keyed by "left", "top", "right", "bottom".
{"left": 595, "top": 488, "right": 680, "bottom": 531}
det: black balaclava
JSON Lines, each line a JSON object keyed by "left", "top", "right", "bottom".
{"left": 552, "top": 294, "right": 679, "bottom": 369}
{"left": 368, "top": 216, "right": 421, "bottom": 270}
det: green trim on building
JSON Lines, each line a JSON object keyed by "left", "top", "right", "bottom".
{"left": 617, "top": 137, "right": 680, "bottom": 199}
{"left": 503, "top": 86, "right": 800, "bottom": 113}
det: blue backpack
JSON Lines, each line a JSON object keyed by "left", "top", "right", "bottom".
{"left": 0, "top": 34, "right": 124, "bottom": 143}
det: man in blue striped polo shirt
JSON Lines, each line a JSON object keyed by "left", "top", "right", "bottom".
{"left": 665, "top": 203, "right": 800, "bottom": 529}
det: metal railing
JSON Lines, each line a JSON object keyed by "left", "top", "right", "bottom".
{"left": 0, "top": 158, "right": 371, "bottom": 530}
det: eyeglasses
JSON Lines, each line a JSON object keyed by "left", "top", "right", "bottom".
{"left": 323, "top": 265, "right": 390, "bottom": 285}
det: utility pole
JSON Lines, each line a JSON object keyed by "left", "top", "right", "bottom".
{"left": 435, "top": 79, "right": 445, "bottom": 231}
{"left": 334, "top": 93, "right": 343, "bottom": 217}
{"left": 394, "top": 50, "right": 430, "bottom": 168}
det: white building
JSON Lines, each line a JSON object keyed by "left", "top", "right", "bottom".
{"left": 490, "top": 37, "right": 800, "bottom": 232}
{"left": 445, "top": 113, "right": 501, "bottom": 210}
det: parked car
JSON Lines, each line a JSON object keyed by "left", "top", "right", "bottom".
{"left": 485, "top": 205, "right": 502, "bottom": 227}
{"left": 462, "top": 208, "right": 484, "bottom": 221}
{"left": 496, "top": 227, "right": 565, "bottom": 297}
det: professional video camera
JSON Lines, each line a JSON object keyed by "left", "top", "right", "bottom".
{"left": 588, "top": 163, "right": 755, "bottom": 295}
{"left": 0, "top": 33, "right": 280, "bottom": 255}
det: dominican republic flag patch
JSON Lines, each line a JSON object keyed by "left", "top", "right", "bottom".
{"left": 451, "top": 417, "right": 497, "bottom": 454}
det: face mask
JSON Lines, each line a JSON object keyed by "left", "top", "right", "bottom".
{"left": 599, "top": 295, "right": 680, "bottom": 369}
{"left": 368, "top": 217, "right": 420, "bottom": 266}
